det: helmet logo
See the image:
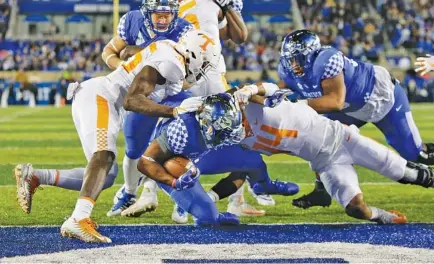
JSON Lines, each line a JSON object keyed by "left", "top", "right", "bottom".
{"left": 199, "top": 34, "right": 215, "bottom": 51}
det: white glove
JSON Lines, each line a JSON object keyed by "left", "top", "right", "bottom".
{"left": 213, "top": 0, "right": 232, "bottom": 8}
{"left": 173, "top": 96, "right": 204, "bottom": 118}
{"left": 233, "top": 85, "right": 259, "bottom": 106}
{"left": 415, "top": 54, "right": 434, "bottom": 76}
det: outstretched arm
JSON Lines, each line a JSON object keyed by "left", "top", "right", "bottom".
{"left": 415, "top": 54, "right": 434, "bottom": 76}
{"left": 217, "top": 2, "right": 248, "bottom": 44}
{"left": 123, "top": 65, "right": 175, "bottom": 117}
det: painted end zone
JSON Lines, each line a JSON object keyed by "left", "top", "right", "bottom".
{"left": 1, "top": 224, "right": 434, "bottom": 262}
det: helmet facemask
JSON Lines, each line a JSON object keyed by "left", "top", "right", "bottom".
{"left": 140, "top": 0, "right": 179, "bottom": 36}
{"left": 196, "top": 94, "right": 245, "bottom": 149}
{"left": 280, "top": 30, "right": 321, "bottom": 78}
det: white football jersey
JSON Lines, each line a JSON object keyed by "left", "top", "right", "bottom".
{"left": 179, "top": 0, "right": 225, "bottom": 73}
{"left": 241, "top": 101, "right": 345, "bottom": 162}
{"left": 104, "top": 40, "right": 185, "bottom": 104}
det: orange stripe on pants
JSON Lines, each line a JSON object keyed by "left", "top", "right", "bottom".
{"left": 96, "top": 95, "right": 109, "bottom": 151}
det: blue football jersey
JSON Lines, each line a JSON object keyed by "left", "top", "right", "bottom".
{"left": 117, "top": 10, "right": 193, "bottom": 48}
{"left": 278, "top": 46, "right": 376, "bottom": 112}
{"left": 155, "top": 113, "right": 208, "bottom": 160}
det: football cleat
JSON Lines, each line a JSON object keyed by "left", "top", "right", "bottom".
{"left": 107, "top": 188, "right": 136, "bottom": 217}
{"left": 14, "top": 163, "right": 41, "bottom": 214}
{"left": 247, "top": 184, "right": 276, "bottom": 206}
{"left": 252, "top": 179, "right": 299, "bottom": 196}
{"left": 292, "top": 181, "right": 332, "bottom": 209}
{"left": 172, "top": 204, "right": 188, "bottom": 224}
{"left": 227, "top": 196, "right": 265, "bottom": 216}
{"left": 121, "top": 187, "right": 158, "bottom": 217}
{"left": 388, "top": 210, "right": 407, "bottom": 224}
{"left": 61, "top": 217, "right": 111, "bottom": 243}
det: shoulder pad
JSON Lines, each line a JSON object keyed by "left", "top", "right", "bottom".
{"left": 313, "top": 47, "right": 344, "bottom": 80}
{"left": 117, "top": 11, "right": 145, "bottom": 45}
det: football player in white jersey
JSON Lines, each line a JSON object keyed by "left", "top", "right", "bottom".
{"left": 13, "top": 30, "right": 220, "bottom": 243}
{"left": 229, "top": 83, "right": 434, "bottom": 224}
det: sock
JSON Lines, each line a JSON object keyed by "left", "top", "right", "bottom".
{"left": 140, "top": 177, "right": 157, "bottom": 198}
{"left": 228, "top": 184, "right": 244, "bottom": 204}
{"left": 34, "top": 169, "right": 58, "bottom": 186}
{"left": 207, "top": 190, "right": 219, "bottom": 203}
{"left": 211, "top": 177, "right": 238, "bottom": 200}
{"left": 369, "top": 206, "right": 379, "bottom": 220}
{"left": 123, "top": 155, "right": 141, "bottom": 195}
{"left": 71, "top": 197, "right": 94, "bottom": 221}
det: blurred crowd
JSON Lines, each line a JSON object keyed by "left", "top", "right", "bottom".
{"left": 0, "top": 37, "right": 106, "bottom": 72}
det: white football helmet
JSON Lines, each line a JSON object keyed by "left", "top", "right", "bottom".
{"left": 176, "top": 29, "right": 221, "bottom": 85}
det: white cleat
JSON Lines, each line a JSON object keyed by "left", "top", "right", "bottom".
{"left": 61, "top": 217, "right": 111, "bottom": 243}
{"left": 248, "top": 184, "right": 276, "bottom": 206}
{"left": 121, "top": 188, "right": 158, "bottom": 217}
{"left": 14, "top": 163, "right": 41, "bottom": 214}
{"left": 227, "top": 201, "right": 266, "bottom": 216}
{"left": 172, "top": 205, "right": 188, "bottom": 224}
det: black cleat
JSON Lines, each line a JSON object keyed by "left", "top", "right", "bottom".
{"left": 417, "top": 143, "right": 434, "bottom": 165}
{"left": 292, "top": 181, "right": 332, "bottom": 209}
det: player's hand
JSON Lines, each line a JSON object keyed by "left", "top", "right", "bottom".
{"left": 172, "top": 167, "right": 201, "bottom": 191}
{"left": 234, "top": 84, "right": 258, "bottom": 106}
{"left": 415, "top": 54, "right": 434, "bottom": 76}
{"left": 173, "top": 96, "right": 204, "bottom": 118}
{"left": 213, "top": 0, "right": 232, "bottom": 8}
{"left": 264, "top": 89, "right": 293, "bottom": 108}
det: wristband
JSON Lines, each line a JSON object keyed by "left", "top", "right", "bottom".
{"left": 104, "top": 54, "right": 116, "bottom": 66}
{"left": 218, "top": 17, "right": 228, "bottom": 29}
{"left": 262, "top": 83, "right": 279, "bottom": 97}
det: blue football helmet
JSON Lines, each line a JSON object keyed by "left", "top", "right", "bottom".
{"left": 280, "top": 29, "right": 321, "bottom": 78}
{"left": 140, "top": 0, "right": 179, "bottom": 36}
{"left": 196, "top": 93, "right": 245, "bottom": 149}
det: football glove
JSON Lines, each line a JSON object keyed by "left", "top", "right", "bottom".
{"left": 415, "top": 54, "right": 434, "bottom": 76}
{"left": 264, "top": 89, "right": 294, "bottom": 108}
{"left": 233, "top": 85, "right": 258, "bottom": 106}
{"left": 213, "top": 0, "right": 232, "bottom": 8}
{"left": 173, "top": 96, "right": 204, "bottom": 118}
{"left": 172, "top": 167, "right": 201, "bottom": 191}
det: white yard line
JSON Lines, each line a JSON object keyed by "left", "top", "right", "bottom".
{"left": 0, "top": 108, "right": 45, "bottom": 124}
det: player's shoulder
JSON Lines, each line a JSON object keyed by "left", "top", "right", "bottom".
{"left": 166, "top": 113, "right": 205, "bottom": 155}
{"left": 313, "top": 46, "right": 344, "bottom": 79}
{"left": 150, "top": 41, "right": 186, "bottom": 81}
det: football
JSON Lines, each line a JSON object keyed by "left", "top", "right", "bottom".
{"left": 163, "top": 156, "right": 194, "bottom": 178}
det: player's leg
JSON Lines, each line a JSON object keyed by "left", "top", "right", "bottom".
{"left": 158, "top": 181, "right": 239, "bottom": 226}
{"left": 120, "top": 91, "right": 193, "bottom": 218}
{"left": 60, "top": 89, "right": 121, "bottom": 242}
{"left": 374, "top": 81, "right": 434, "bottom": 164}
{"left": 320, "top": 164, "right": 406, "bottom": 224}
{"left": 344, "top": 124, "right": 434, "bottom": 188}
{"left": 292, "top": 112, "right": 367, "bottom": 209}
{"left": 107, "top": 112, "right": 159, "bottom": 216}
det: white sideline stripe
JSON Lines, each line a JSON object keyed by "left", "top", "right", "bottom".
{"left": 0, "top": 222, "right": 432, "bottom": 228}
{"left": 0, "top": 182, "right": 398, "bottom": 187}
{"left": 0, "top": 108, "right": 45, "bottom": 123}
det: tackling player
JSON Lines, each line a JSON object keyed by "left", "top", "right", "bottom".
{"left": 103, "top": 0, "right": 196, "bottom": 217}
{"left": 13, "top": 30, "right": 220, "bottom": 243}
{"left": 277, "top": 30, "right": 434, "bottom": 209}
{"left": 232, "top": 83, "right": 434, "bottom": 224}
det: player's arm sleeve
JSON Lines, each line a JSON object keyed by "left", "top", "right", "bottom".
{"left": 117, "top": 13, "right": 133, "bottom": 44}
{"left": 228, "top": 0, "right": 243, "bottom": 14}
{"left": 320, "top": 51, "right": 344, "bottom": 80}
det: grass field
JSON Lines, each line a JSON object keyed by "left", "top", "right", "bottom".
{"left": 1, "top": 105, "right": 434, "bottom": 226}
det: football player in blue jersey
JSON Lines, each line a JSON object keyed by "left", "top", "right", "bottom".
{"left": 102, "top": 0, "right": 192, "bottom": 70}
{"left": 277, "top": 30, "right": 434, "bottom": 209}
{"left": 137, "top": 93, "right": 298, "bottom": 225}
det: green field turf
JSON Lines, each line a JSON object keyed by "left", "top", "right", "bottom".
{"left": 1, "top": 105, "right": 434, "bottom": 226}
